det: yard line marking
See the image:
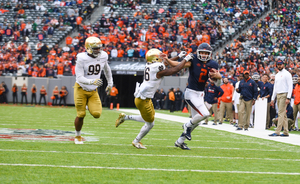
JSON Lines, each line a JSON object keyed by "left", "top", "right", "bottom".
{"left": 0, "top": 139, "right": 297, "bottom": 152}
{"left": 1, "top": 149, "right": 300, "bottom": 162}
{"left": 0, "top": 138, "right": 268, "bottom": 144}
{"left": 0, "top": 163, "right": 300, "bottom": 175}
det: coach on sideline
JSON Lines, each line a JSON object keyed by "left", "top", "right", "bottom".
{"left": 269, "top": 60, "right": 293, "bottom": 137}
{"left": 236, "top": 70, "right": 258, "bottom": 131}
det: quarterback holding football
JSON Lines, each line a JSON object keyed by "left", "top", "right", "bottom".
{"left": 74, "top": 36, "right": 113, "bottom": 144}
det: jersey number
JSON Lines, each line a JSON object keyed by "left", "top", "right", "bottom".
{"left": 87, "top": 64, "right": 101, "bottom": 75}
{"left": 144, "top": 67, "right": 150, "bottom": 81}
{"left": 198, "top": 68, "right": 207, "bottom": 83}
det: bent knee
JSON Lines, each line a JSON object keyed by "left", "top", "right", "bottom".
{"left": 77, "top": 111, "right": 86, "bottom": 118}
{"left": 91, "top": 111, "right": 101, "bottom": 118}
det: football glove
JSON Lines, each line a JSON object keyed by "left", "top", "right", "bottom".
{"left": 178, "top": 51, "right": 187, "bottom": 58}
{"left": 105, "top": 85, "right": 112, "bottom": 95}
{"left": 183, "top": 53, "right": 194, "bottom": 62}
{"left": 91, "top": 79, "right": 103, "bottom": 86}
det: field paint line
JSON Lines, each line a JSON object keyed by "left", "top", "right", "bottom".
{"left": 0, "top": 137, "right": 267, "bottom": 145}
{"left": 1, "top": 149, "right": 300, "bottom": 162}
{"left": 0, "top": 163, "right": 300, "bottom": 175}
{"left": 119, "top": 109, "right": 300, "bottom": 146}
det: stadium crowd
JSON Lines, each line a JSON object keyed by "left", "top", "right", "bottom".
{"left": 0, "top": 0, "right": 97, "bottom": 77}
{"left": 1, "top": 0, "right": 270, "bottom": 77}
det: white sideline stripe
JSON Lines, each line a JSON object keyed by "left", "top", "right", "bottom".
{"left": 1, "top": 149, "right": 300, "bottom": 162}
{"left": 119, "top": 109, "right": 300, "bottom": 146}
{"left": 0, "top": 163, "right": 300, "bottom": 175}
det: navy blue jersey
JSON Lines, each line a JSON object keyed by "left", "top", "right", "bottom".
{"left": 187, "top": 55, "right": 219, "bottom": 91}
{"left": 257, "top": 81, "right": 272, "bottom": 103}
{"left": 204, "top": 83, "right": 224, "bottom": 104}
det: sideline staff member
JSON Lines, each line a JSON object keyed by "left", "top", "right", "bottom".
{"left": 269, "top": 60, "right": 293, "bottom": 137}
{"left": 236, "top": 70, "right": 258, "bottom": 131}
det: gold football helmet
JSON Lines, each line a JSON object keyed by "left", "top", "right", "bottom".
{"left": 85, "top": 37, "right": 102, "bottom": 57}
{"left": 146, "top": 49, "right": 162, "bottom": 63}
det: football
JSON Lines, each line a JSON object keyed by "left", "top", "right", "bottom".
{"left": 209, "top": 68, "right": 217, "bottom": 81}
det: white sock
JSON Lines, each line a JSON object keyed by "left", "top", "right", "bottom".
{"left": 75, "top": 131, "right": 81, "bottom": 136}
{"left": 185, "top": 120, "right": 194, "bottom": 128}
{"left": 177, "top": 135, "right": 186, "bottom": 144}
{"left": 133, "top": 122, "right": 154, "bottom": 143}
{"left": 126, "top": 115, "right": 146, "bottom": 123}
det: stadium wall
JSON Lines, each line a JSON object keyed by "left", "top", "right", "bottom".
{"left": 0, "top": 76, "right": 188, "bottom": 107}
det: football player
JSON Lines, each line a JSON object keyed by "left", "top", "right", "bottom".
{"left": 74, "top": 36, "right": 113, "bottom": 144}
{"left": 167, "top": 43, "right": 222, "bottom": 150}
{"left": 115, "top": 48, "right": 190, "bottom": 149}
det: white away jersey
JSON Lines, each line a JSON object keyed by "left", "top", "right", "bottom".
{"left": 136, "top": 62, "right": 166, "bottom": 99}
{"left": 75, "top": 51, "right": 112, "bottom": 91}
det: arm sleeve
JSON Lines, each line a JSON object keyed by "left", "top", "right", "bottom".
{"left": 238, "top": 83, "right": 241, "bottom": 93}
{"left": 287, "top": 72, "right": 293, "bottom": 99}
{"left": 217, "top": 87, "right": 224, "bottom": 98}
{"left": 271, "top": 82, "right": 276, "bottom": 101}
{"left": 103, "top": 61, "right": 113, "bottom": 87}
{"left": 253, "top": 81, "right": 258, "bottom": 99}
{"left": 75, "top": 59, "right": 93, "bottom": 85}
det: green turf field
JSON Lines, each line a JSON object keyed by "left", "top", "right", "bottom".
{"left": 0, "top": 105, "right": 300, "bottom": 183}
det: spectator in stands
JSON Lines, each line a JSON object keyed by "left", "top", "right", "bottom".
{"left": 270, "top": 60, "right": 293, "bottom": 137}
{"left": 36, "top": 3, "right": 46, "bottom": 11}
{"left": 111, "top": 47, "right": 118, "bottom": 58}
{"left": 41, "top": 43, "right": 49, "bottom": 57}
{"left": 12, "top": 83, "right": 18, "bottom": 104}
{"left": 87, "top": 1, "right": 95, "bottom": 14}
{"left": 39, "top": 85, "right": 47, "bottom": 105}
{"left": 31, "top": 84, "right": 37, "bottom": 105}
{"left": 47, "top": 25, "right": 54, "bottom": 38}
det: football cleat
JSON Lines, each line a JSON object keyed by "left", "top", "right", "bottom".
{"left": 115, "top": 113, "right": 126, "bottom": 128}
{"left": 182, "top": 123, "right": 192, "bottom": 141}
{"left": 132, "top": 142, "right": 147, "bottom": 149}
{"left": 175, "top": 141, "right": 191, "bottom": 150}
{"left": 74, "top": 136, "right": 84, "bottom": 144}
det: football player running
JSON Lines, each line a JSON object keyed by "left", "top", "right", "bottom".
{"left": 74, "top": 37, "right": 113, "bottom": 144}
{"left": 168, "top": 43, "right": 222, "bottom": 150}
{"left": 115, "top": 48, "right": 190, "bottom": 149}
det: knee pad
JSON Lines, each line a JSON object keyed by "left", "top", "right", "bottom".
{"left": 90, "top": 111, "right": 101, "bottom": 119}
{"left": 77, "top": 110, "right": 86, "bottom": 118}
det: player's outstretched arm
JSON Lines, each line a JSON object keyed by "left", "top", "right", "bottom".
{"left": 103, "top": 62, "right": 113, "bottom": 87}
{"left": 161, "top": 53, "right": 192, "bottom": 68}
{"left": 156, "top": 54, "right": 193, "bottom": 79}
